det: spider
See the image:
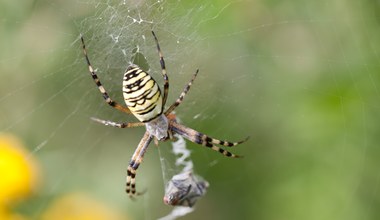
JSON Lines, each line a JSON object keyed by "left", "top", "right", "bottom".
{"left": 80, "top": 31, "right": 248, "bottom": 198}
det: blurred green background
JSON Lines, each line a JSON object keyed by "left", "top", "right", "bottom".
{"left": 1, "top": 0, "right": 380, "bottom": 219}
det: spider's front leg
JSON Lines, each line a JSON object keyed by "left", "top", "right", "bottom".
{"left": 126, "top": 131, "right": 153, "bottom": 197}
{"left": 80, "top": 35, "right": 131, "bottom": 114}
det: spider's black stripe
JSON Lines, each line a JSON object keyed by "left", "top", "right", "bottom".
{"left": 221, "top": 149, "right": 232, "bottom": 157}
{"left": 195, "top": 132, "right": 205, "bottom": 145}
{"left": 204, "top": 142, "right": 213, "bottom": 148}
{"left": 92, "top": 75, "right": 101, "bottom": 84}
{"left": 127, "top": 88, "right": 161, "bottom": 107}
{"left": 108, "top": 99, "right": 116, "bottom": 107}
{"left": 205, "top": 136, "right": 212, "bottom": 143}
{"left": 135, "top": 102, "right": 158, "bottom": 115}
{"left": 137, "top": 106, "right": 157, "bottom": 116}
{"left": 127, "top": 170, "right": 135, "bottom": 179}
{"left": 160, "top": 58, "right": 166, "bottom": 70}
{"left": 123, "top": 78, "right": 155, "bottom": 94}
{"left": 123, "top": 78, "right": 150, "bottom": 93}
{"left": 124, "top": 89, "right": 151, "bottom": 101}
{"left": 124, "top": 68, "right": 143, "bottom": 80}
{"left": 124, "top": 78, "right": 144, "bottom": 89}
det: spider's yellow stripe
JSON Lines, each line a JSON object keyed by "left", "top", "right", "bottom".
{"left": 123, "top": 64, "right": 163, "bottom": 122}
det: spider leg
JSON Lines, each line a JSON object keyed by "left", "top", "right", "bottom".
{"left": 90, "top": 117, "right": 144, "bottom": 128}
{"left": 152, "top": 31, "right": 169, "bottom": 107}
{"left": 80, "top": 35, "right": 131, "bottom": 114}
{"left": 203, "top": 134, "right": 249, "bottom": 147}
{"left": 126, "top": 131, "right": 153, "bottom": 197}
{"left": 169, "top": 121, "right": 244, "bottom": 158}
{"left": 165, "top": 69, "right": 199, "bottom": 115}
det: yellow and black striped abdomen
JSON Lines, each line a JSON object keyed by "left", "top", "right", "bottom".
{"left": 123, "top": 65, "right": 163, "bottom": 122}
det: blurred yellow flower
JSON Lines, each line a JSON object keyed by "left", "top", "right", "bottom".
{"left": 41, "top": 192, "right": 127, "bottom": 220}
{"left": 0, "top": 133, "right": 39, "bottom": 205}
{"left": 0, "top": 206, "right": 28, "bottom": 220}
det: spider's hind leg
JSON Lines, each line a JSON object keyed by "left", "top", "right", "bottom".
{"left": 169, "top": 121, "right": 247, "bottom": 158}
{"left": 202, "top": 135, "right": 249, "bottom": 147}
{"left": 203, "top": 142, "right": 243, "bottom": 158}
{"left": 198, "top": 134, "right": 249, "bottom": 158}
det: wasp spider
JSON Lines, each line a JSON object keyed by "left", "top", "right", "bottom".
{"left": 80, "top": 31, "right": 248, "bottom": 198}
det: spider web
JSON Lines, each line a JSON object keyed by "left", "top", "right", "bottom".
{"left": 1, "top": 0, "right": 380, "bottom": 220}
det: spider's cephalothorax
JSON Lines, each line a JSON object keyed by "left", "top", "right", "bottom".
{"left": 81, "top": 31, "right": 248, "bottom": 198}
